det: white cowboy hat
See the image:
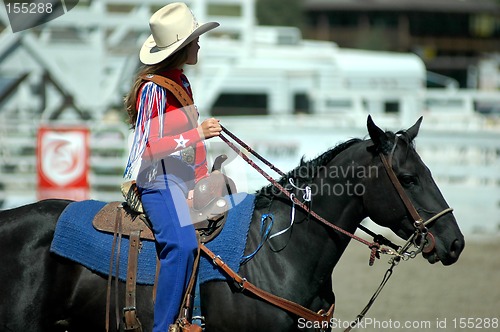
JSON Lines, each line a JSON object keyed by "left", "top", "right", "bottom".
{"left": 140, "top": 2, "right": 219, "bottom": 65}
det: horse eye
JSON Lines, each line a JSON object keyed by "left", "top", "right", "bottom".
{"left": 400, "top": 175, "right": 418, "bottom": 187}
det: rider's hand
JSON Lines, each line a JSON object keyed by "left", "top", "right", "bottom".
{"left": 187, "top": 190, "right": 194, "bottom": 208}
{"left": 197, "top": 118, "right": 222, "bottom": 140}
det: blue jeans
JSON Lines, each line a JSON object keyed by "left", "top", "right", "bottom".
{"left": 139, "top": 174, "right": 198, "bottom": 332}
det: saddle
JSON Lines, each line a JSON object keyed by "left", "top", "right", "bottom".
{"left": 92, "top": 155, "right": 236, "bottom": 331}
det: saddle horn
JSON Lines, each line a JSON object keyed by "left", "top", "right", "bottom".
{"left": 212, "top": 154, "right": 228, "bottom": 172}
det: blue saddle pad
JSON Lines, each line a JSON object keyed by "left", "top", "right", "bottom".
{"left": 198, "top": 193, "right": 255, "bottom": 284}
{"left": 50, "top": 200, "right": 157, "bottom": 284}
{"left": 50, "top": 193, "right": 255, "bottom": 285}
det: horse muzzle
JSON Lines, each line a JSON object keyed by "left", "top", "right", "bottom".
{"left": 422, "top": 231, "right": 465, "bottom": 265}
{"left": 421, "top": 232, "right": 440, "bottom": 264}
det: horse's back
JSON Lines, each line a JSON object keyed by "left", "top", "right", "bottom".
{"left": 0, "top": 199, "right": 72, "bottom": 253}
{"left": 0, "top": 199, "right": 155, "bottom": 331}
{"left": 0, "top": 199, "right": 79, "bottom": 331}
{"left": 0, "top": 198, "right": 71, "bottom": 222}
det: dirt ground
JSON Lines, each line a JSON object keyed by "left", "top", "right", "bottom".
{"left": 329, "top": 235, "right": 500, "bottom": 331}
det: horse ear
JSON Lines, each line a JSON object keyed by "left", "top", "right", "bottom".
{"left": 406, "top": 116, "right": 423, "bottom": 141}
{"left": 367, "top": 115, "right": 388, "bottom": 150}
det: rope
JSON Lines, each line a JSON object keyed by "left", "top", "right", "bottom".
{"left": 240, "top": 214, "right": 274, "bottom": 265}
{"left": 288, "top": 178, "right": 312, "bottom": 202}
{"left": 424, "top": 208, "right": 454, "bottom": 226}
{"left": 220, "top": 125, "right": 286, "bottom": 177}
{"left": 344, "top": 262, "right": 396, "bottom": 332}
{"left": 219, "top": 125, "right": 453, "bottom": 263}
{"left": 357, "top": 224, "right": 400, "bottom": 251}
{"left": 218, "top": 129, "right": 377, "bottom": 250}
{"left": 268, "top": 194, "right": 297, "bottom": 240}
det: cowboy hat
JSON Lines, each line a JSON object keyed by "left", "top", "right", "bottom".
{"left": 140, "top": 2, "right": 219, "bottom": 65}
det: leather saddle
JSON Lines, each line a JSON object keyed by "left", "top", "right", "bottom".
{"left": 92, "top": 192, "right": 231, "bottom": 244}
{"left": 92, "top": 155, "right": 236, "bottom": 243}
{"left": 91, "top": 155, "right": 236, "bottom": 332}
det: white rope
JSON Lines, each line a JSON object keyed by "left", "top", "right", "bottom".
{"left": 268, "top": 180, "right": 313, "bottom": 240}
{"left": 288, "top": 178, "right": 312, "bottom": 202}
{"left": 269, "top": 193, "right": 296, "bottom": 240}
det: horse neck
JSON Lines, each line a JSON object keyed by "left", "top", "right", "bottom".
{"left": 299, "top": 142, "right": 369, "bottom": 263}
{"left": 311, "top": 142, "right": 371, "bottom": 234}
{"left": 252, "top": 142, "right": 370, "bottom": 285}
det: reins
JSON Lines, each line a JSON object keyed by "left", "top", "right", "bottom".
{"left": 219, "top": 125, "right": 389, "bottom": 264}
{"left": 199, "top": 243, "right": 335, "bottom": 325}
{"left": 219, "top": 125, "right": 453, "bottom": 259}
{"left": 216, "top": 124, "right": 454, "bottom": 329}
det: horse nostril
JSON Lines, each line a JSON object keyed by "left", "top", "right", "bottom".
{"left": 449, "top": 239, "right": 464, "bottom": 259}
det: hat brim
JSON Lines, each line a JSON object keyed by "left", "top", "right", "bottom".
{"left": 140, "top": 22, "right": 219, "bottom": 65}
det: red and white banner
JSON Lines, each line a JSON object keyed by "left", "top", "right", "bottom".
{"left": 37, "top": 126, "right": 90, "bottom": 201}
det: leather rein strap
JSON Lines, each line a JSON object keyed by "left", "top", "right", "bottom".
{"left": 123, "top": 230, "right": 142, "bottom": 331}
{"left": 105, "top": 206, "right": 142, "bottom": 332}
{"left": 378, "top": 153, "right": 423, "bottom": 225}
{"left": 218, "top": 126, "right": 382, "bottom": 254}
{"left": 106, "top": 206, "right": 123, "bottom": 332}
{"left": 200, "top": 244, "right": 335, "bottom": 323}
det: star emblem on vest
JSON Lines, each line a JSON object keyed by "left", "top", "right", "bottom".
{"left": 174, "top": 134, "right": 190, "bottom": 149}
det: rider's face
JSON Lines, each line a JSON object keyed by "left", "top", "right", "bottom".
{"left": 185, "top": 38, "right": 200, "bottom": 65}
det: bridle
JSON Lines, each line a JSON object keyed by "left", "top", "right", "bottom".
{"left": 342, "top": 152, "right": 453, "bottom": 331}
{"left": 219, "top": 125, "right": 453, "bottom": 263}
{"left": 378, "top": 148, "right": 454, "bottom": 260}
{"left": 216, "top": 125, "right": 454, "bottom": 329}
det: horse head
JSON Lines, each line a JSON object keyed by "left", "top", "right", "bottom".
{"left": 362, "top": 115, "right": 464, "bottom": 265}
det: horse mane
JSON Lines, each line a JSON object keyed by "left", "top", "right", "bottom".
{"left": 255, "top": 138, "right": 362, "bottom": 205}
{"left": 286, "top": 138, "right": 363, "bottom": 183}
{"left": 254, "top": 128, "right": 417, "bottom": 207}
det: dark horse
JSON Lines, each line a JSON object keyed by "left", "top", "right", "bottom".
{"left": 0, "top": 117, "right": 464, "bottom": 332}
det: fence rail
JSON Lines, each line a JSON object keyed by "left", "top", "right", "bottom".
{"left": 0, "top": 115, "right": 498, "bottom": 235}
